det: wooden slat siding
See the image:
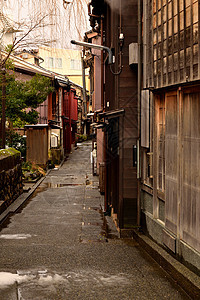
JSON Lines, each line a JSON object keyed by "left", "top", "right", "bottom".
{"left": 153, "top": 94, "right": 159, "bottom": 218}
{"left": 103, "top": 0, "right": 138, "bottom": 226}
{"left": 177, "top": 0, "right": 181, "bottom": 82}
{"left": 181, "top": 90, "right": 200, "bottom": 252}
{"left": 26, "top": 128, "right": 48, "bottom": 165}
{"left": 160, "top": 0, "right": 164, "bottom": 87}
{"left": 141, "top": 90, "right": 150, "bottom": 148}
{"left": 119, "top": 77, "right": 137, "bottom": 88}
{"left": 198, "top": 1, "right": 200, "bottom": 78}
{"left": 170, "top": 1, "right": 174, "bottom": 84}
{"left": 183, "top": 0, "right": 187, "bottom": 81}
{"left": 156, "top": 0, "right": 159, "bottom": 88}
{"left": 143, "top": 0, "right": 147, "bottom": 89}
{"left": 165, "top": 92, "right": 178, "bottom": 234}
{"left": 150, "top": 92, "right": 153, "bottom": 154}
{"left": 123, "top": 178, "right": 138, "bottom": 188}
{"left": 145, "top": 0, "right": 148, "bottom": 87}
{"left": 190, "top": 0, "right": 193, "bottom": 80}
{"left": 179, "top": 89, "right": 184, "bottom": 245}
{"left": 151, "top": 0, "right": 154, "bottom": 88}
{"left": 145, "top": 0, "right": 148, "bottom": 88}
{"left": 120, "top": 0, "right": 138, "bottom": 202}
{"left": 123, "top": 117, "right": 138, "bottom": 132}
{"left": 156, "top": 95, "right": 165, "bottom": 193}
{"left": 176, "top": 88, "right": 182, "bottom": 250}
{"left": 193, "top": 1, "right": 198, "bottom": 79}
{"left": 166, "top": 0, "right": 169, "bottom": 86}
{"left": 119, "top": 117, "right": 124, "bottom": 228}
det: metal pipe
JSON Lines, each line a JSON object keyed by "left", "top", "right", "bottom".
{"left": 137, "top": 0, "right": 142, "bottom": 227}
{"left": 81, "top": 51, "right": 87, "bottom": 117}
{"left": 71, "top": 40, "right": 113, "bottom": 64}
{"left": 100, "top": 17, "right": 104, "bottom": 109}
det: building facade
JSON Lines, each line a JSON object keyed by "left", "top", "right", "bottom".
{"left": 141, "top": 0, "right": 200, "bottom": 273}
{"left": 86, "top": 0, "right": 138, "bottom": 231}
{"left": 86, "top": 0, "right": 200, "bottom": 273}
{"left": 16, "top": 47, "right": 90, "bottom": 90}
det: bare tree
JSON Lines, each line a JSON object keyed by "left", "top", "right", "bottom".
{"left": 0, "top": 0, "right": 90, "bottom": 148}
{"left": 63, "top": 0, "right": 89, "bottom": 41}
{"left": 3, "top": 0, "right": 90, "bottom": 49}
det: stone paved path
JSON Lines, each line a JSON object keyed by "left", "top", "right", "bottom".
{"left": 0, "top": 142, "right": 190, "bottom": 299}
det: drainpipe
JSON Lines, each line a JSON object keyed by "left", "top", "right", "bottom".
{"left": 81, "top": 51, "right": 87, "bottom": 135}
{"left": 100, "top": 16, "right": 107, "bottom": 211}
{"left": 69, "top": 90, "right": 72, "bottom": 152}
{"left": 137, "top": 0, "right": 142, "bottom": 227}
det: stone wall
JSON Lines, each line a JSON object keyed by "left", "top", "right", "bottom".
{"left": 0, "top": 148, "right": 23, "bottom": 212}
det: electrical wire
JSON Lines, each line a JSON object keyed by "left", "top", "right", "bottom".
{"left": 109, "top": 64, "right": 122, "bottom": 75}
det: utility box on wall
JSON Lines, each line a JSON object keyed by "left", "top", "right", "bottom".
{"left": 25, "top": 124, "right": 49, "bottom": 165}
{"left": 129, "top": 43, "right": 138, "bottom": 65}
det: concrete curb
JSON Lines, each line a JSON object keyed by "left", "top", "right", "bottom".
{"left": 132, "top": 230, "right": 200, "bottom": 300}
{"left": 0, "top": 169, "right": 51, "bottom": 224}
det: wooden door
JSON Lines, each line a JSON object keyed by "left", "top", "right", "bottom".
{"left": 181, "top": 90, "right": 200, "bottom": 251}
{"left": 165, "top": 92, "right": 178, "bottom": 234}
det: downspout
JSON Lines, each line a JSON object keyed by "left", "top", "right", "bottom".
{"left": 100, "top": 15, "right": 107, "bottom": 212}
{"left": 69, "top": 90, "right": 72, "bottom": 152}
{"left": 137, "top": 0, "right": 142, "bottom": 227}
{"left": 81, "top": 50, "right": 87, "bottom": 135}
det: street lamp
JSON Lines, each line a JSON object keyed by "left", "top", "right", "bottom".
{"left": 71, "top": 40, "right": 114, "bottom": 64}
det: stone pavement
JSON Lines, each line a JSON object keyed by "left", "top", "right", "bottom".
{"left": 0, "top": 142, "right": 190, "bottom": 299}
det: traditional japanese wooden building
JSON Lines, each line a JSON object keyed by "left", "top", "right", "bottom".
{"left": 9, "top": 55, "right": 82, "bottom": 162}
{"left": 86, "top": 0, "right": 138, "bottom": 232}
{"left": 141, "top": 0, "right": 200, "bottom": 273}
{"left": 86, "top": 0, "right": 200, "bottom": 273}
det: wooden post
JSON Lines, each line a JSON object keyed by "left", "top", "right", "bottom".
{"left": 153, "top": 95, "right": 159, "bottom": 219}
{"left": 177, "top": 87, "right": 183, "bottom": 254}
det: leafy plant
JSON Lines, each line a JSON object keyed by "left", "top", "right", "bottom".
{"left": 6, "top": 131, "right": 26, "bottom": 159}
{"left": 76, "top": 134, "right": 87, "bottom": 142}
{"left": 22, "top": 161, "right": 46, "bottom": 181}
{"left": 0, "top": 72, "right": 54, "bottom": 126}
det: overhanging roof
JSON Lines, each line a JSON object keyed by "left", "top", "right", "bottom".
{"left": 98, "top": 109, "right": 125, "bottom": 119}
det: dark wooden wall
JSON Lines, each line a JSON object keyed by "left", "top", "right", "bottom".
{"left": 104, "top": 0, "right": 138, "bottom": 227}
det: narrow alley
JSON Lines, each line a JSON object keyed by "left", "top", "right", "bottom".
{"left": 0, "top": 142, "right": 189, "bottom": 299}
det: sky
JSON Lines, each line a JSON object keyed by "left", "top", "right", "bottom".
{"left": 1, "top": 0, "right": 90, "bottom": 50}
